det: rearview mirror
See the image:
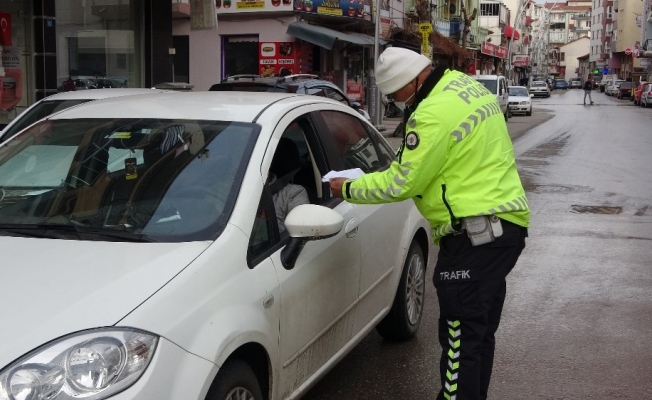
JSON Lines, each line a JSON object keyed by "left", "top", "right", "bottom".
{"left": 281, "top": 204, "right": 344, "bottom": 270}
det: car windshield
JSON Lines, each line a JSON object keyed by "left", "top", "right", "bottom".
{"left": 0, "top": 118, "right": 258, "bottom": 242}
{"left": 476, "top": 79, "right": 497, "bottom": 93}
{"left": 0, "top": 99, "right": 90, "bottom": 142}
{"left": 509, "top": 87, "right": 529, "bottom": 96}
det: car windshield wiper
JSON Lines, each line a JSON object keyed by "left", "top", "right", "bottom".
{"left": 0, "top": 223, "right": 157, "bottom": 242}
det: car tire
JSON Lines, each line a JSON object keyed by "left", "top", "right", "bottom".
{"left": 205, "top": 359, "right": 264, "bottom": 400}
{"left": 526, "top": 109, "right": 532, "bottom": 116}
{"left": 376, "top": 240, "right": 426, "bottom": 341}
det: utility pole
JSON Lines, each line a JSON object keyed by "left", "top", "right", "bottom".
{"left": 372, "top": 0, "right": 384, "bottom": 131}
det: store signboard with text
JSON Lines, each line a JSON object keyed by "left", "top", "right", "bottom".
{"left": 512, "top": 55, "right": 529, "bottom": 67}
{"left": 259, "top": 42, "right": 297, "bottom": 77}
{"left": 481, "top": 42, "right": 508, "bottom": 59}
{"left": 216, "top": 0, "right": 293, "bottom": 13}
{"left": 294, "top": 0, "right": 367, "bottom": 18}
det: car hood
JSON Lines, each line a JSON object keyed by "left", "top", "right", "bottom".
{"left": 509, "top": 95, "right": 530, "bottom": 102}
{"left": 0, "top": 237, "right": 210, "bottom": 369}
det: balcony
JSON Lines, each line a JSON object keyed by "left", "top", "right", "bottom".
{"left": 571, "top": 13, "right": 591, "bottom": 20}
{"left": 571, "top": 26, "right": 590, "bottom": 33}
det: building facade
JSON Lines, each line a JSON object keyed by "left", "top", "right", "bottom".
{"left": 0, "top": 0, "right": 173, "bottom": 126}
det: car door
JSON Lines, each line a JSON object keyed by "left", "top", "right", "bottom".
{"left": 498, "top": 77, "right": 508, "bottom": 113}
{"left": 252, "top": 108, "right": 362, "bottom": 398}
{"left": 313, "top": 109, "right": 410, "bottom": 334}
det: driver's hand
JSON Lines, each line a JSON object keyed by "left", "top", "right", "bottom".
{"left": 329, "top": 178, "right": 347, "bottom": 198}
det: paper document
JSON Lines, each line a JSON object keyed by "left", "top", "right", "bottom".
{"left": 322, "top": 168, "right": 365, "bottom": 182}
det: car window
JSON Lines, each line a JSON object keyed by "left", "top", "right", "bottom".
{"left": 509, "top": 87, "right": 529, "bottom": 96}
{"left": 319, "top": 110, "right": 391, "bottom": 173}
{"left": 476, "top": 79, "right": 497, "bottom": 94}
{"left": 248, "top": 190, "right": 278, "bottom": 266}
{"left": 323, "top": 88, "right": 349, "bottom": 104}
{"left": 532, "top": 82, "right": 546, "bottom": 87}
{"left": 0, "top": 118, "right": 259, "bottom": 242}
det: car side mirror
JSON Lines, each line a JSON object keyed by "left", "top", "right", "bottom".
{"left": 530, "top": 94, "right": 534, "bottom": 98}
{"left": 280, "top": 204, "right": 344, "bottom": 270}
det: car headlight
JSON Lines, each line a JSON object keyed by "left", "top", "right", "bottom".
{"left": 519, "top": 101, "right": 530, "bottom": 105}
{"left": 0, "top": 329, "right": 158, "bottom": 400}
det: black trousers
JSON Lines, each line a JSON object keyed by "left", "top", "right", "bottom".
{"left": 434, "top": 220, "right": 527, "bottom": 400}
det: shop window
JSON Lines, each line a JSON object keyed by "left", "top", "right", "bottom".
{"left": 56, "top": 1, "right": 143, "bottom": 90}
{"left": 222, "top": 35, "right": 259, "bottom": 80}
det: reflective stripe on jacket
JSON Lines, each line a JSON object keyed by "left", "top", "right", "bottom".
{"left": 343, "top": 69, "right": 530, "bottom": 242}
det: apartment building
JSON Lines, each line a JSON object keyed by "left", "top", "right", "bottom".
{"left": 610, "top": 0, "right": 643, "bottom": 79}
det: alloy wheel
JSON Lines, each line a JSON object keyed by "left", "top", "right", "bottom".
{"left": 405, "top": 252, "right": 425, "bottom": 325}
{"left": 225, "top": 387, "right": 256, "bottom": 400}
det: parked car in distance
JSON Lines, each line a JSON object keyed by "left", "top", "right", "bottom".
{"left": 473, "top": 75, "right": 511, "bottom": 120}
{"left": 569, "top": 77, "right": 583, "bottom": 89}
{"left": 616, "top": 81, "right": 635, "bottom": 99}
{"left": 640, "top": 83, "right": 652, "bottom": 107}
{"left": 634, "top": 82, "right": 648, "bottom": 105}
{"left": 0, "top": 91, "right": 431, "bottom": 400}
{"left": 529, "top": 81, "right": 551, "bottom": 98}
{"left": 554, "top": 80, "right": 569, "bottom": 90}
{"left": 605, "top": 80, "right": 624, "bottom": 96}
{"left": 209, "top": 74, "right": 371, "bottom": 122}
{"left": 592, "top": 76, "right": 602, "bottom": 89}
{"left": 600, "top": 74, "right": 618, "bottom": 92}
{"left": 0, "top": 89, "right": 168, "bottom": 143}
{"left": 508, "top": 86, "right": 533, "bottom": 116}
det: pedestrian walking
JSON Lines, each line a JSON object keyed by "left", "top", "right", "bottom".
{"left": 584, "top": 75, "right": 594, "bottom": 105}
{"left": 329, "top": 47, "right": 529, "bottom": 400}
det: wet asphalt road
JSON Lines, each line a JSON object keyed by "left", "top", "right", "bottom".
{"left": 304, "top": 89, "right": 652, "bottom": 399}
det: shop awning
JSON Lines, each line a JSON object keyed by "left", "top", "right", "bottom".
{"left": 286, "top": 21, "right": 386, "bottom": 50}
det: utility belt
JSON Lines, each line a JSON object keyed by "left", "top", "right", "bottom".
{"left": 453, "top": 215, "right": 503, "bottom": 246}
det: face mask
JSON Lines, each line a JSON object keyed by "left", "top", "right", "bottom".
{"left": 395, "top": 102, "right": 406, "bottom": 111}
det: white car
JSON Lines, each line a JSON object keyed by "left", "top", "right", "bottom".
{"left": 474, "top": 75, "right": 510, "bottom": 120}
{"left": 641, "top": 83, "right": 652, "bottom": 107}
{"left": 0, "top": 89, "right": 168, "bottom": 143}
{"left": 0, "top": 92, "right": 430, "bottom": 400}
{"left": 528, "top": 81, "right": 550, "bottom": 98}
{"left": 605, "top": 80, "right": 624, "bottom": 96}
{"left": 508, "top": 86, "right": 533, "bottom": 116}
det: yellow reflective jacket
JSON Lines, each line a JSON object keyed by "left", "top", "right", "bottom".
{"left": 343, "top": 69, "right": 530, "bottom": 242}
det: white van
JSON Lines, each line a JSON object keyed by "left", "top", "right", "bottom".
{"left": 473, "top": 75, "right": 510, "bottom": 120}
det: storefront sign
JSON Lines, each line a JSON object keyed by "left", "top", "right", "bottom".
{"left": 596, "top": 58, "right": 606, "bottom": 68}
{"left": 217, "top": 0, "right": 293, "bottom": 13}
{"left": 190, "top": 0, "right": 218, "bottom": 30}
{"left": 0, "top": 13, "right": 11, "bottom": 46}
{"left": 496, "top": 46, "right": 508, "bottom": 59}
{"left": 294, "top": 0, "right": 365, "bottom": 18}
{"left": 481, "top": 41, "right": 497, "bottom": 56}
{"left": 259, "top": 42, "right": 297, "bottom": 77}
{"left": 419, "top": 23, "right": 432, "bottom": 59}
{"left": 512, "top": 55, "right": 529, "bottom": 67}
{"left": 346, "top": 80, "right": 363, "bottom": 101}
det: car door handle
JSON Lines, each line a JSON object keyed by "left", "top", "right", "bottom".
{"left": 345, "top": 218, "right": 359, "bottom": 238}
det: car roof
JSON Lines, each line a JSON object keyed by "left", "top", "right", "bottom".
{"left": 48, "top": 91, "right": 323, "bottom": 122}
{"left": 40, "top": 88, "right": 169, "bottom": 101}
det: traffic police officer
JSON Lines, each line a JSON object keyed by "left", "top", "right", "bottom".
{"left": 330, "top": 47, "right": 530, "bottom": 400}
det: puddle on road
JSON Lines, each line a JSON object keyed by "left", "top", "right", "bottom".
{"left": 522, "top": 133, "right": 570, "bottom": 159}
{"left": 569, "top": 205, "right": 623, "bottom": 214}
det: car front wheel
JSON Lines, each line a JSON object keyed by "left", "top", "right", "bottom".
{"left": 206, "top": 360, "right": 264, "bottom": 400}
{"left": 376, "top": 240, "right": 426, "bottom": 341}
